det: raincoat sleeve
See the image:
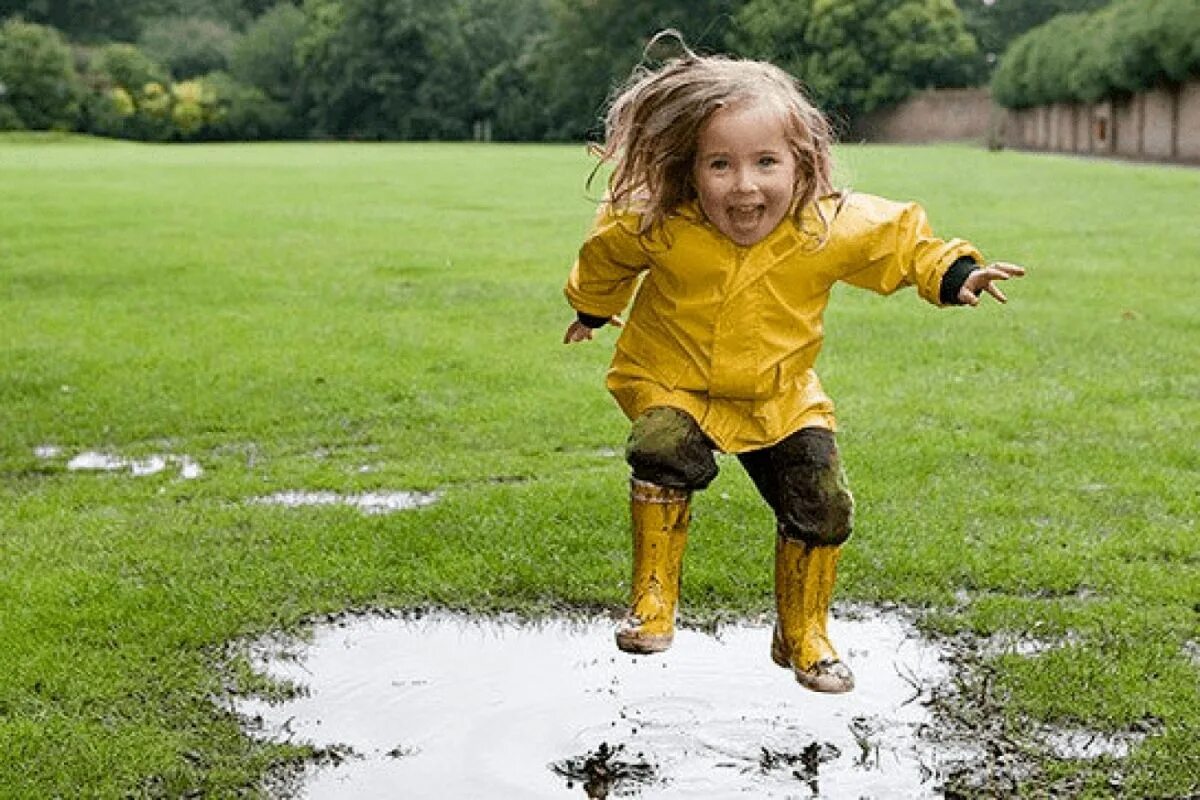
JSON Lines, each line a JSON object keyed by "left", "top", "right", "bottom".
{"left": 837, "top": 194, "right": 982, "bottom": 306}
{"left": 564, "top": 206, "right": 650, "bottom": 319}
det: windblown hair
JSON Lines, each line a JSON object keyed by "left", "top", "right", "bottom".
{"left": 592, "top": 31, "right": 836, "bottom": 237}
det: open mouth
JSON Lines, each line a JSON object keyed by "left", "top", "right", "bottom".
{"left": 728, "top": 205, "right": 764, "bottom": 229}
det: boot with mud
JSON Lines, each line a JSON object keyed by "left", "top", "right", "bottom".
{"left": 771, "top": 533, "right": 855, "bottom": 693}
{"left": 614, "top": 479, "right": 690, "bottom": 654}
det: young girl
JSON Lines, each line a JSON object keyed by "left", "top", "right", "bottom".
{"left": 562, "top": 38, "right": 1024, "bottom": 694}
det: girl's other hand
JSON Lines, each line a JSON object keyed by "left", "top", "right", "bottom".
{"left": 562, "top": 316, "right": 623, "bottom": 344}
{"left": 958, "top": 262, "right": 1026, "bottom": 306}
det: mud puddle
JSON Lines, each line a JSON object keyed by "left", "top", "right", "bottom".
{"left": 231, "top": 610, "right": 958, "bottom": 798}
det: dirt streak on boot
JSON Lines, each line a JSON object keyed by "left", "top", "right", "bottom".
{"left": 615, "top": 479, "right": 690, "bottom": 654}
{"left": 772, "top": 534, "right": 855, "bottom": 693}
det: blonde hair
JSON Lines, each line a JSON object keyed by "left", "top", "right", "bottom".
{"left": 591, "top": 32, "right": 835, "bottom": 237}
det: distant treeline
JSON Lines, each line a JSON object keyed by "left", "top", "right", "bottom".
{"left": 991, "top": 0, "right": 1200, "bottom": 108}
{"left": 0, "top": 0, "right": 1130, "bottom": 142}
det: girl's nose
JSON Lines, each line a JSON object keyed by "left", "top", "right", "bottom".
{"left": 734, "top": 168, "right": 756, "bottom": 192}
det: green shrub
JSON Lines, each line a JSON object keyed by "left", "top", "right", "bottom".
{"left": 992, "top": 0, "right": 1200, "bottom": 108}
{"left": 138, "top": 16, "right": 240, "bottom": 80}
{"left": 0, "top": 18, "right": 82, "bottom": 131}
{"left": 229, "top": 2, "right": 306, "bottom": 102}
{"left": 199, "top": 70, "right": 292, "bottom": 140}
{"left": 93, "top": 43, "right": 169, "bottom": 93}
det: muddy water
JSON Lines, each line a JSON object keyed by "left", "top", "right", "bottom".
{"left": 233, "top": 611, "right": 951, "bottom": 798}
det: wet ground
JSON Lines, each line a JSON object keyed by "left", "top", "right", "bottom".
{"left": 230, "top": 610, "right": 958, "bottom": 798}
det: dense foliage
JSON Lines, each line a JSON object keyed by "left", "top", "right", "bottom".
{"left": 733, "top": 0, "right": 979, "bottom": 124}
{"left": 0, "top": 0, "right": 990, "bottom": 140}
{"left": 955, "top": 0, "right": 1114, "bottom": 65}
{"left": 0, "top": 18, "right": 81, "bottom": 129}
{"left": 992, "top": 0, "right": 1200, "bottom": 108}
{"left": 0, "top": 0, "right": 1167, "bottom": 140}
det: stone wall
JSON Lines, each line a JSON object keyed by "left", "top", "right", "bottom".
{"left": 1000, "top": 80, "right": 1200, "bottom": 164}
{"left": 852, "top": 87, "right": 993, "bottom": 143}
{"left": 859, "top": 81, "right": 1200, "bottom": 165}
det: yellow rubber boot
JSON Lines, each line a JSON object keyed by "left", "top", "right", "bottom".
{"left": 614, "top": 479, "right": 690, "bottom": 654}
{"left": 771, "top": 534, "right": 855, "bottom": 693}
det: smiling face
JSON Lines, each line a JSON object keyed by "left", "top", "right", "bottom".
{"left": 691, "top": 100, "right": 798, "bottom": 247}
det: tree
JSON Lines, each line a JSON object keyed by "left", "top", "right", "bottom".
{"left": 0, "top": 18, "right": 82, "bottom": 129}
{"left": 295, "top": 0, "right": 548, "bottom": 140}
{"left": 733, "top": 0, "right": 979, "bottom": 125}
{"left": 991, "top": 0, "right": 1200, "bottom": 108}
{"left": 138, "top": 16, "right": 239, "bottom": 79}
{"left": 230, "top": 1, "right": 304, "bottom": 101}
{"left": 91, "top": 42, "right": 170, "bottom": 91}
{"left": 296, "top": 0, "right": 459, "bottom": 138}
{"left": 525, "top": 0, "right": 744, "bottom": 140}
{"left": 451, "top": 0, "right": 549, "bottom": 140}
{"left": 956, "top": 0, "right": 1114, "bottom": 65}
{"left": 201, "top": 70, "right": 291, "bottom": 139}
{"left": 0, "top": 0, "right": 146, "bottom": 43}
{"left": 0, "top": 0, "right": 298, "bottom": 42}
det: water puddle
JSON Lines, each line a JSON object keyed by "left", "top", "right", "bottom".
{"left": 1042, "top": 726, "right": 1147, "bottom": 760}
{"left": 37, "top": 446, "right": 204, "bottom": 479}
{"left": 250, "top": 490, "right": 440, "bottom": 515}
{"left": 230, "top": 610, "right": 957, "bottom": 798}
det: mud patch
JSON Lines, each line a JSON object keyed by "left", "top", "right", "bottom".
{"left": 550, "top": 741, "right": 656, "bottom": 798}
{"left": 228, "top": 610, "right": 959, "bottom": 798}
{"left": 250, "top": 490, "right": 440, "bottom": 515}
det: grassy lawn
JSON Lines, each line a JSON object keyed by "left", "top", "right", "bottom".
{"left": 1, "top": 135, "right": 1197, "bottom": 797}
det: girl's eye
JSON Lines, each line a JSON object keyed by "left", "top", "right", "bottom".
{"left": 709, "top": 159, "right": 729, "bottom": 170}
{"left": 759, "top": 156, "right": 778, "bottom": 167}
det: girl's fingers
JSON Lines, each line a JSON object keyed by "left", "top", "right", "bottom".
{"left": 985, "top": 283, "right": 1009, "bottom": 303}
{"left": 988, "top": 262, "right": 1026, "bottom": 277}
{"left": 563, "top": 323, "right": 593, "bottom": 344}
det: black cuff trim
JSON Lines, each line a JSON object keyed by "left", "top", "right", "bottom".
{"left": 577, "top": 312, "right": 609, "bottom": 329}
{"left": 939, "top": 256, "right": 980, "bottom": 305}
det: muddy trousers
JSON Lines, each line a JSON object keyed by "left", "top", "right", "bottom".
{"left": 621, "top": 407, "right": 856, "bottom": 691}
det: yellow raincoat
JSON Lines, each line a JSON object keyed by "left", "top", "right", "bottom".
{"left": 564, "top": 192, "right": 983, "bottom": 453}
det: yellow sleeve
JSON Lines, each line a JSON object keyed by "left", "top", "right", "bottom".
{"left": 836, "top": 193, "right": 982, "bottom": 306}
{"left": 563, "top": 206, "right": 649, "bottom": 318}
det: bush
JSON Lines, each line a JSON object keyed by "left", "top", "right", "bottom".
{"left": 230, "top": 2, "right": 306, "bottom": 102}
{"left": 199, "top": 71, "right": 292, "bottom": 140}
{"left": 992, "top": 0, "right": 1200, "bottom": 108}
{"left": 0, "top": 19, "right": 83, "bottom": 131}
{"left": 138, "top": 16, "right": 240, "bottom": 80}
{"left": 93, "top": 43, "right": 169, "bottom": 93}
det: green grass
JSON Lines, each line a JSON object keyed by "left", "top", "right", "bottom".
{"left": 1, "top": 135, "right": 1197, "bottom": 797}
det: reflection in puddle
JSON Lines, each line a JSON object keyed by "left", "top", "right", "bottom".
{"left": 231, "top": 611, "right": 954, "bottom": 798}
{"left": 250, "top": 490, "right": 441, "bottom": 515}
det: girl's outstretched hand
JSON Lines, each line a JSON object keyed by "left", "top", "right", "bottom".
{"left": 958, "top": 262, "right": 1026, "bottom": 306}
{"left": 563, "top": 316, "right": 623, "bottom": 344}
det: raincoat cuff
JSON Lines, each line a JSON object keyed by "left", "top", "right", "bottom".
{"left": 577, "top": 311, "right": 610, "bottom": 329}
{"left": 939, "top": 256, "right": 980, "bottom": 305}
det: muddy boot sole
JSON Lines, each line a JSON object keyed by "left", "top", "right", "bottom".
{"left": 615, "top": 628, "right": 673, "bottom": 654}
{"left": 792, "top": 659, "right": 855, "bottom": 694}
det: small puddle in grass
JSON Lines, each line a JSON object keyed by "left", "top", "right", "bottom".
{"left": 250, "top": 490, "right": 440, "bottom": 515}
{"left": 231, "top": 610, "right": 958, "bottom": 798}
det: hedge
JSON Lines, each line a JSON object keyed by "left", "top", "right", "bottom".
{"left": 992, "top": 0, "right": 1200, "bottom": 108}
